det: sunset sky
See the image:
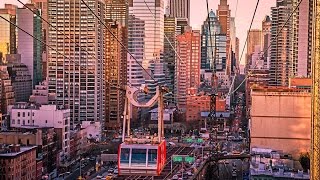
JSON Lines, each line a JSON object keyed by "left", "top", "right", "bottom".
{"left": 0, "top": 0, "right": 276, "bottom": 64}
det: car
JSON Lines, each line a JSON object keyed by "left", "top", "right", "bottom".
{"left": 108, "top": 168, "right": 114, "bottom": 173}
{"left": 96, "top": 175, "right": 103, "bottom": 179}
{"left": 187, "top": 171, "right": 193, "bottom": 176}
{"left": 114, "top": 169, "right": 118, "bottom": 174}
{"left": 172, "top": 175, "right": 179, "bottom": 180}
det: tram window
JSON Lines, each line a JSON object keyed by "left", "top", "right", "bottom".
{"left": 148, "top": 149, "right": 157, "bottom": 165}
{"left": 131, "top": 149, "right": 146, "bottom": 164}
{"left": 120, "top": 148, "right": 130, "bottom": 163}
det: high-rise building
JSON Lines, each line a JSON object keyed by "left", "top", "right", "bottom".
{"left": 296, "top": 0, "right": 312, "bottom": 77}
{"left": 17, "top": 4, "right": 43, "bottom": 87}
{"left": 201, "top": 10, "right": 227, "bottom": 72}
{"left": 127, "top": 15, "right": 145, "bottom": 87}
{"left": 47, "top": 0, "right": 105, "bottom": 126}
{"left": 176, "top": 28, "right": 201, "bottom": 110}
{"left": 217, "top": 0, "right": 231, "bottom": 74}
{"left": 269, "top": 0, "right": 292, "bottom": 86}
{"left": 246, "top": 29, "right": 262, "bottom": 72}
{"left": 235, "top": 37, "right": 240, "bottom": 68}
{"left": 262, "top": 15, "right": 271, "bottom": 69}
{"left": 164, "top": 16, "right": 177, "bottom": 103}
{"left": 168, "top": 0, "right": 190, "bottom": 24}
{"left": 105, "top": 0, "right": 128, "bottom": 130}
{"left": 105, "top": 22, "right": 126, "bottom": 130}
{"left": 0, "top": 4, "right": 17, "bottom": 62}
{"left": 128, "top": 0, "right": 164, "bottom": 69}
{"left": 31, "top": 0, "right": 48, "bottom": 81}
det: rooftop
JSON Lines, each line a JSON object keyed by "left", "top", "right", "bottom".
{"left": 0, "top": 145, "right": 37, "bottom": 157}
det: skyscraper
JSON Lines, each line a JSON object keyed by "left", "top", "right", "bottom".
{"left": 17, "top": 4, "right": 43, "bottom": 87}
{"left": 127, "top": 15, "right": 145, "bottom": 87}
{"left": 176, "top": 28, "right": 201, "bottom": 110}
{"left": 105, "top": 22, "right": 126, "bottom": 130}
{"left": 217, "top": 0, "right": 231, "bottom": 75}
{"left": 201, "top": 10, "right": 227, "bottom": 72}
{"left": 296, "top": 0, "right": 312, "bottom": 77}
{"left": 47, "top": 0, "right": 105, "bottom": 126}
{"left": 105, "top": 0, "right": 128, "bottom": 130}
{"left": 262, "top": 15, "right": 271, "bottom": 69}
{"left": 246, "top": 29, "right": 262, "bottom": 71}
{"left": 0, "top": 4, "right": 17, "bottom": 62}
{"left": 128, "top": 0, "right": 164, "bottom": 70}
{"left": 269, "top": 0, "right": 292, "bottom": 86}
{"left": 164, "top": 16, "right": 177, "bottom": 103}
{"left": 31, "top": 0, "right": 48, "bottom": 81}
{"left": 168, "top": 0, "right": 190, "bottom": 24}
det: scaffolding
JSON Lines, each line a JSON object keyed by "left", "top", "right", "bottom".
{"left": 312, "top": 0, "right": 320, "bottom": 179}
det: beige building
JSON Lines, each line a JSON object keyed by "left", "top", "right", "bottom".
{"left": 250, "top": 87, "right": 311, "bottom": 158}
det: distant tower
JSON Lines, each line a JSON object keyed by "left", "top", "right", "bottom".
{"left": 217, "top": 0, "right": 231, "bottom": 75}
{"left": 17, "top": 4, "right": 43, "bottom": 87}
{"left": 262, "top": 15, "right": 271, "bottom": 69}
{"left": 169, "top": 0, "right": 190, "bottom": 24}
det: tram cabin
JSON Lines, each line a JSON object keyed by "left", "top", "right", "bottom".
{"left": 118, "top": 140, "right": 166, "bottom": 176}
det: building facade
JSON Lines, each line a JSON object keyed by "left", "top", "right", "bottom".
{"left": 8, "top": 103, "right": 70, "bottom": 163}
{"left": 0, "top": 66, "right": 15, "bottom": 114}
{"left": 17, "top": 4, "right": 43, "bottom": 87}
{"left": 262, "top": 16, "right": 271, "bottom": 69}
{"left": 47, "top": 0, "right": 105, "bottom": 125}
{"left": 0, "top": 128, "right": 58, "bottom": 177}
{"left": 105, "top": 22, "right": 126, "bottom": 130}
{"left": 0, "top": 145, "right": 37, "bottom": 180}
{"left": 217, "top": 0, "right": 231, "bottom": 75}
{"left": 105, "top": 0, "right": 128, "bottom": 130}
{"left": 176, "top": 29, "right": 201, "bottom": 110}
{"left": 0, "top": 4, "right": 17, "bottom": 62}
{"left": 168, "top": 0, "right": 190, "bottom": 24}
{"left": 7, "top": 63, "right": 32, "bottom": 102}
{"left": 31, "top": 0, "right": 49, "bottom": 81}
{"left": 164, "top": 16, "right": 177, "bottom": 104}
{"left": 269, "top": 0, "right": 293, "bottom": 86}
{"left": 128, "top": 0, "right": 164, "bottom": 69}
{"left": 250, "top": 87, "right": 311, "bottom": 158}
{"left": 246, "top": 29, "right": 262, "bottom": 72}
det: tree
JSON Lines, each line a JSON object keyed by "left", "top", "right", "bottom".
{"left": 299, "top": 152, "right": 310, "bottom": 172}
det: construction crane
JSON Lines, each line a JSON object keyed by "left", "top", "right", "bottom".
{"left": 311, "top": 0, "right": 320, "bottom": 179}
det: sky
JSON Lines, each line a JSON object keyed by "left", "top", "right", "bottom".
{"left": 0, "top": 0, "right": 276, "bottom": 64}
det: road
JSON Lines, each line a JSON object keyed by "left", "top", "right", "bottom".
{"left": 64, "top": 160, "right": 96, "bottom": 180}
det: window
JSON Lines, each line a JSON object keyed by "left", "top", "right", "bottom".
{"left": 22, "top": 112, "right": 25, "bottom": 117}
{"left": 32, "top": 112, "right": 35, "bottom": 116}
{"left": 18, "top": 119, "right": 20, "bottom": 124}
{"left": 28, "top": 112, "right": 30, "bottom": 116}
{"left": 45, "top": 120, "right": 48, "bottom": 123}
{"left": 18, "top": 112, "right": 20, "bottom": 117}
{"left": 131, "top": 149, "right": 146, "bottom": 164}
{"left": 120, "top": 148, "right": 130, "bottom": 164}
{"left": 12, "top": 119, "right": 15, "bottom": 124}
{"left": 22, "top": 120, "right": 25, "bottom": 125}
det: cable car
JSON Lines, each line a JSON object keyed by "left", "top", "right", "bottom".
{"left": 118, "top": 85, "right": 167, "bottom": 175}
{"left": 118, "top": 140, "right": 166, "bottom": 176}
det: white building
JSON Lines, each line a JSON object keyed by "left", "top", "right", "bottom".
{"left": 29, "top": 80, "right": 56, "bottom": 105}
{"left": 8, "top": 103, "right": 70, "bottom": 157}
